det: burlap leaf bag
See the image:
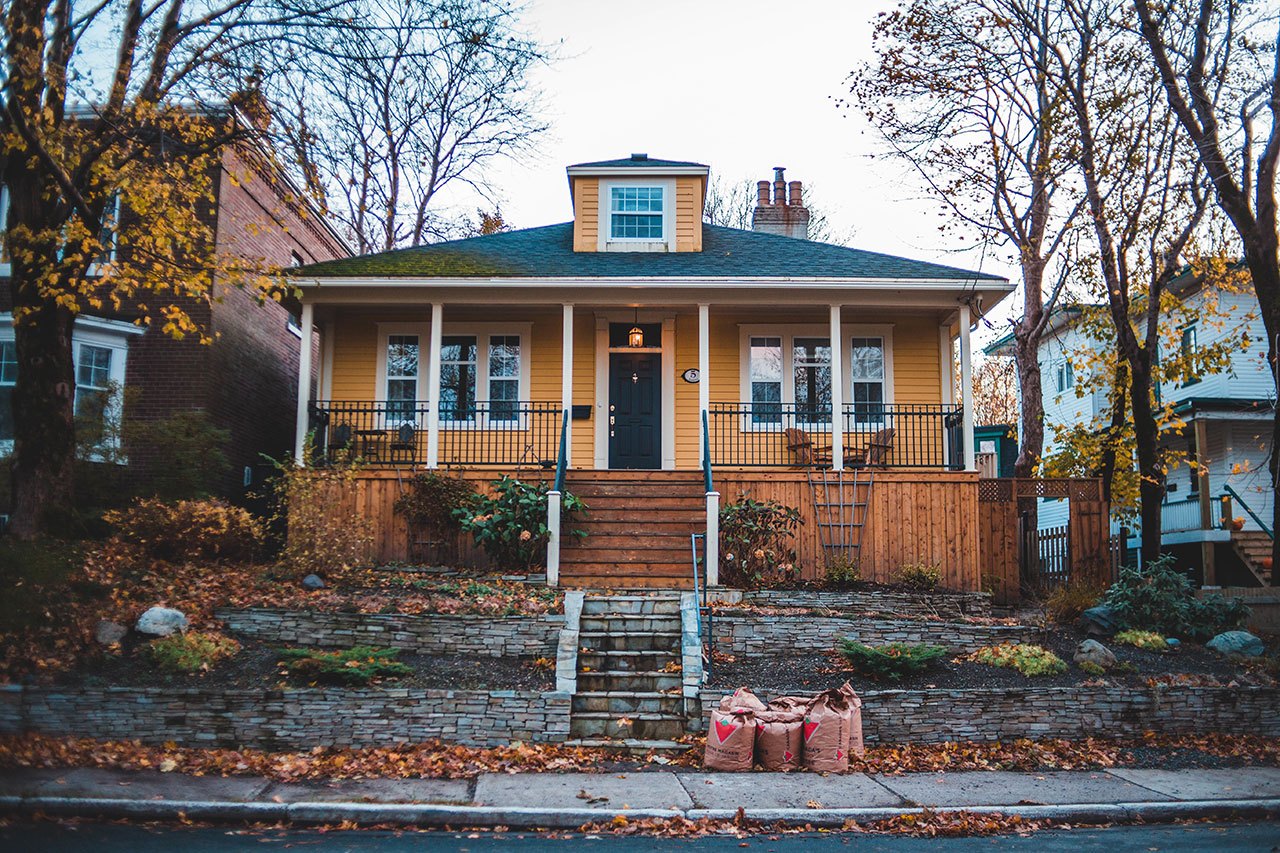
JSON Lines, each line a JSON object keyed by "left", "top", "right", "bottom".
{"left": 754, "top": 709, "right": 803, "bottom": 771}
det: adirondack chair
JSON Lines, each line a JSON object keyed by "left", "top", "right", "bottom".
{"left": 854, "top": 427, "right": 895, "bottom": 466}
{"left": 784, "top": 427, "right": 833, "bottom": 467}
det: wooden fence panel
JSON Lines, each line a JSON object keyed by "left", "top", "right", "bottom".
{"left": 979, "top": 498, "right": 1019, "bottom": 605}
{"left": 1070, "top": 499, "right": 1112, "bottom": 587}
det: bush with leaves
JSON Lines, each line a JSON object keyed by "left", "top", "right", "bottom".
{"left": 1113, "top": 629, "right": 1168, "bottom": 652}
{"left": 824, "top": 555, "right": 862, "bottom": 589}
{"left": 896, "top": 562, "right": 942, "bottom": 591}
{"left": 455, "top": 477, "right": 587, "bottom": 571}
{"left": 278, "top": 646, "right": 413, "bottom": 686}
{"left": 105, "top": 498, "right": 262, "bottom": 563}
{"left": 838, "top": 640, "right": 946, "bottom": 681}
{"left": 148, "top": 631, "right": 240, "bottom": 674}
{"left": 1103, "top": 556, "right": 1248, "bottom": 641}
{"left": 1044, "top": 581, "right": 1104, "bottom": 624}
{"left": 970, "top": 643, "right": 1067, "bottom": 677}
{"left": 719, "top": 497, "right": 802, "bottom": 588}
{"left": 271, "top": 455, "right": 375, "bottom": 577}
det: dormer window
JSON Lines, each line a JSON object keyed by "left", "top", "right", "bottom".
{"left": 610, "top": 186, "right": 664, "bottom": 240}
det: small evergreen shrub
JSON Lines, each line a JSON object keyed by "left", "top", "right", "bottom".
{"left": 1113, "top": 629, "right": 1168, "bottom": 651}
{"left": 106, "top": 498, "right": 262, "bottom": 563}
{"left": 719, "top": 497, "right": 803, "bottom": 588}
{"left": 971, "top": 643, "right": 1067, "bottom": 677}
{"left": 1103, "top": 556, "right": 1249, "bottom": 640}
{"left": 277, "top": 646, "right": 413, "bottom": 686}
{"left": 148, "top": 632, "right": 240, "bottom": 673}
{"left": 824, "top": 555, "right": 862, "bottom": 589}
{"left": 895, "top": 562, "right": 942, "bottom": 591}
{"left": 456, "top": 477, "right": 587, "bottom": 571}
{"left": 838, "top": 640, "right": 947, "bottom": 680}
{"left": 1044, "top": 581, "right": 1103, "bottom": 624}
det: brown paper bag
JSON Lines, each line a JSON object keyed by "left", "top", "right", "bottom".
{"left": 802, "top": 692, "right": 851, "bottom": 773}
{"left": 719, "top": 687, "right": 766, "bottom": 713}
{"left": 767, "top": 695, "right": 810, "bottom": 713}
{"left": 838, "top": 682, "right": 865, "bottom": 758}
{"left": 704, "top": 708, "right": 756, "bottom": 771}
{"left": 754, "top": 709, "right": 803, "bottom": 771}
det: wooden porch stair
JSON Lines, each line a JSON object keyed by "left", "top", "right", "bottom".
{"left": 559, "top": 471, "right": 704, "bottom": 589}
{"left": 1231, "top": 529, "right": 1274, "bottom": 586}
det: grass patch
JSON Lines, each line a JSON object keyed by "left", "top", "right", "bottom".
{"left": 148, "top": 631, "right": 241, "bottom": 674}
{"left": 277, "top": 646, "right": 413, "bottom": 686}
{"left": 970, "top": 643, "right": 1067, "bottom": 677}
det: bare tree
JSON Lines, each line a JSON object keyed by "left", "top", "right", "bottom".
{"left": 272, "top": 0, "right": 551, "bottom": 253}
{"left": 1133, "top": 0, "right": 1280, "bottom": 575}
{"left": 849, "top": 0, "right": 1085, "bottom": 478}
{"left": 701, "top": 174, "right": 855, "bottom": 245}
{"left": 971, "top": 356, "right": 1020, "bottom": 426}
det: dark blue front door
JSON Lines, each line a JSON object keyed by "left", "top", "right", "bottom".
{"left": 608, "top": 352, "right": 660, "bottom": 469}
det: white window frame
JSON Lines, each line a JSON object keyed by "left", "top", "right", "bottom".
{"left": 0, "top": 313, "right": 140, "bottom": 460}
{"left": 0, "top": 183, "right": 9, "bottom": 274}
{"left": 375, "top": 323, "right": 429, "bottom": 428}
{"left": 597, "top": 178, "right": 676, "bottom": 252}
{"left": 848, "top": 335, "right": 890, "bottom": 426}
{"left": 738, "top": 324, "right": 895, "bottom": 433}
{"left": 1055, "top": 359, "right": 1074, "bottom": 394}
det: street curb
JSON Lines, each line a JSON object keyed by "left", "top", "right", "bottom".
{"left": 3, "top": 795, "right": 1278, "bottom": 828}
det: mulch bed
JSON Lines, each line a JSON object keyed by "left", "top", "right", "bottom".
{"left": 51, "top": 637, "right": 554, "bottom": 692}
{"left": 709, "top": 624, "right": 1276, "bottom": 694}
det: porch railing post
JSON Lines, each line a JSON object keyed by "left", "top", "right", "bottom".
{"left": 705, "top": 490, "right": 720, "bottom": 587}
{"left": 698, "top": 303, "right": 710, "bottom": 467}
{"left": 425, "top": 302, "right": 443, "bottom": 468}
{"left": 546, "top": 490, "right": 561, "bottom": 587}
{"left": 958, "top": 302, "right": 976, "bottom": 471}
{"left": 829, "top": 304, "right": 844, "bottom": 471}
{"left": 561, "top": 303, "right": 574, "bottom": 468}
{"left": 293, "top": 301, "right": 314, "bottom": 465}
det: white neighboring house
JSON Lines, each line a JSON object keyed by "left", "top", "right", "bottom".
{"left": 986, "top": 284, "right": 1276, "bottom": 587}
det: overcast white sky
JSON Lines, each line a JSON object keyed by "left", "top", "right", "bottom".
{"left": 451, "top": 0, "right": 1021, "bottom": 344}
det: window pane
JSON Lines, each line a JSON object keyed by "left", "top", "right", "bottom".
{"left": 440, "top": 336, "right": 477, "bottom": 364}
{"left": 77, "top": 344, "right": 112, "bottom": 389}
{"left": 850, "top": 337, "right": 884, "bottom": 381}
{"left": 489, "top": 378, "right": 518, "bottom": 421}
{"left": 852, "top": 382, "right": 885, "bottom": 423}
{"left": 793, "top": 338, "right": 831, "bottom": 423}
{"left": 489, "top": 335, "right": 520, "bottom": 378}
{"left": 387, "top": 335, "right": 419, "bottom": 379}
{"left": 610, "top": 213, "right": 663, "bottom": 239}
{"left": 750, "top": 381, "right": 782, "bottom": 425}
{"left": 0, "top": 341, "right": 16, "bottom": 385}
{"left": 749, "top": 337, "right": 782, "bottom": 382}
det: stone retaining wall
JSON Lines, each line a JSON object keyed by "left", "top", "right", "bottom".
{"left": 0, "top": 685, "right": 570, "bottom": 749}
{"left": 215, "top": 608, "right": 562, "bottom": 657}
{"left": 741, "top": 590, "right": 992, "bottom": 619}
{"left": 713, "top": 615, "right": 1037, "bottom": 656}
{"left": 700, "top": 685, "right": 1280, "bottom": 744}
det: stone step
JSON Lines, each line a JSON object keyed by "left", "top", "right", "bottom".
{"left": 571, "top": 691, "right": 689, "bottom": 715}
{"left": 582, "top": 595, "right": 682, "bottom": 616}
{"left": 570, "top": 712, "right": 690, "bottom": 740}
{"left": 579, "top": 614, "right": 683, "bottom": 633}
{"left": 579, "top": 649, "right": 680, "bottom": 672}
{"left": 577, "top": 670, "right": 682, "bottom": 692}
{"left": 579, "top": 630, "right": 680, "bottom": 653}
{"left": 562, "top": 738, "right": 690, "bottom": 756}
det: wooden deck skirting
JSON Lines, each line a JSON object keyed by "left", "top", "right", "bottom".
{"left": 318, "top": 467, "right": 982, "bottom": 589}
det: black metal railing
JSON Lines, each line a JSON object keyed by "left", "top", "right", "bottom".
{"left": 707, "top": 401, "right": 964, "bottom": 468}
{"left": 309, "top": 400, "right": 562, "bottom": 467}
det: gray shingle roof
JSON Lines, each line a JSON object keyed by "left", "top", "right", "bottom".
{"left": 568, "top": 155, "right": 708, "bottom": 169}
{"left": 297, "top": 222, "right": 1007, "bottom": 282}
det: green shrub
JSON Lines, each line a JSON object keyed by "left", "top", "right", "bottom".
{"left": 1113, "top": 629, "right": 1168, "bottom": 651}
{"left": 455, "top": 477, "right": 587, "bottom": 571}
{"left": 124, "top": 409, "right": 231, "bottom": 500}
{"left": 896, "top": 563, "right": 942, "bottom": 591}
{"left": 1078, "top": 660, "right": 1105, "bottom": 676}
{"left": 971, "top": 643, "right": 1067, "bottom": 677}
{"left": 719, "top": 497, "right": 803, "bottom": 588}
{"left": 824, "top": 555, "right": 862, "bottom": 589}
{"left": 1103, "top": 556, "right": 1249, "bottom": 641}
{"left": 1044, "top": 581, "right": 1103, "bottom": 624}
{"left": 105, "top": 498, "right": 262, "bottom": 563}
{"left": 838, "top": 640, "right": 947, "bottom": 680}
{"left": 148, "top": 631, "right": 240, "bottom": 673}
{"left": 277, "top": 646, "right": 413, "bottom": 686}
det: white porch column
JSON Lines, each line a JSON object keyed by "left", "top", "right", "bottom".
{"left": 546, "top": 490, "right": 562, "bottom": 587}
{"left": 829, "top": 304, "right": 844, "bottom": 471}
{"left": 705, "top": 490, "right": 720, "bottom": 587}
{"left": 698, "top": 304, "right": 710, "bottom": 461}
{"left": 959, "top": 302, "right": 976, "bottom": 471}
{"left": 293, "top": 301, "right": 314, "bottom": 465}
{"left": 561, "top": 304, "right": 574, "bottom": 468}
{"left": 425, "top": 302, "right": 444, "bottom": 468}
{"left": 939, "top": 323, "right": 954, "bottom": 467}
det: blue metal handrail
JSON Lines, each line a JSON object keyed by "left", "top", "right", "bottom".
{"left": 553, "top": 409, "right": 569, "bottom": 494}
{"left": 1223, "top": 484, "right": 1274, "bottom": 538}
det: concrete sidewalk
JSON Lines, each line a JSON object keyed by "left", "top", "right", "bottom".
{"left": 1, "top": 766, "right": 1278, "bottom": 828}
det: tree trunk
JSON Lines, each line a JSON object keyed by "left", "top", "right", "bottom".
{"left": 1097, "top": 362, "right": 1128, "bottom": 504}
{"left": 1012, "top": 330, "right": 1045, "bottom": 479}
{"left": 1128, "top": 360, "right": 1165, "bottom": 566}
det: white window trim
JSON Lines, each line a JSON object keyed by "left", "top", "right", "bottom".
{"left": 737, "top": 323, "right": 895, "bottom": 433}
{"left": 0, "top": 313, "right": 142, "bottom": 460}
{"left": 0, "top": 183, "right": 9, "bottom": 276}
{"left": 597, "top": 178, "right": 676, "bottom": 252}
{"left": 376, "top": 321, "right": 533, "bottom": 428}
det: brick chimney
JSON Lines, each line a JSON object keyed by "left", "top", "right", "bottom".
{"left": 751, "top": 166, "right": 810, "bottom": 240}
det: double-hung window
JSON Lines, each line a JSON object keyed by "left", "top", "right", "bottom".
{"left": 74, "top": 343, "right": 114, "bottom": 445}
{"left": 1055, "top": 360, "right": 1074, "bottom": 394}
{"left": 849, "top": 337, "right": 886, "bottom": 423}
{"left": 749, "top": 337, "right": 784, "bottom": 424}
{"left": 487, "top": 335, "right": 520, "bottom": 421}
{"left": 1180, "top": 325, "right": 1200, "bottom": 385}
{"left": 609, "top": 186, "right": 664, "bottom": 240}
{"left": 385, "top": 334, "right": 420, "bottom": 422}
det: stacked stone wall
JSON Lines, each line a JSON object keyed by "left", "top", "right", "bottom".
{"left": 742, "top": 590, "right": 992, "bottom": 619}
{"left": 713, "top": 615, "right": 1037, "bottom": 656}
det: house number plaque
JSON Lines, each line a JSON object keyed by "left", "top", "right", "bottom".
{"left": 681, "top": 368, "right": 700, "bottom": 383}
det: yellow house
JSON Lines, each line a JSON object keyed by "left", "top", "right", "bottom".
{"left": 292, "top": 155, "right": 1012, "bottom": 588}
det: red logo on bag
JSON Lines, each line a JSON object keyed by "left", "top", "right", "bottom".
{"left": 783, "top": 750, "right": 794, "bottom": 762}
{"left": 803, "top": 718, "right": 819, "bottom": 742}
{"left": 837, "top": 749, "right": 845, "bottom": 760}
{"left": 714, "top": 718, "right": 738, "bottom": 744}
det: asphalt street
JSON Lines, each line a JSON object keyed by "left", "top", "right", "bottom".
{"left": 2, "top": 820, "right": 1278, "bottom": 851}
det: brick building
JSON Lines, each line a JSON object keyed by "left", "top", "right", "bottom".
{"left": 1, "top": 135, "right": 349, "bottom": 504}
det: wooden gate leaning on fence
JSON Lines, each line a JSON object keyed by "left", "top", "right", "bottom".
{"left": 978, "top": 478, "right": 1110, "bottom": 605}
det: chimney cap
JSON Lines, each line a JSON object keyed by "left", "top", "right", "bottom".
{"left": 773, "top": 166, "right": 786, "bottom": 181}
{"left": 631, "top": 153, "right": 649, "bottom": 161}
